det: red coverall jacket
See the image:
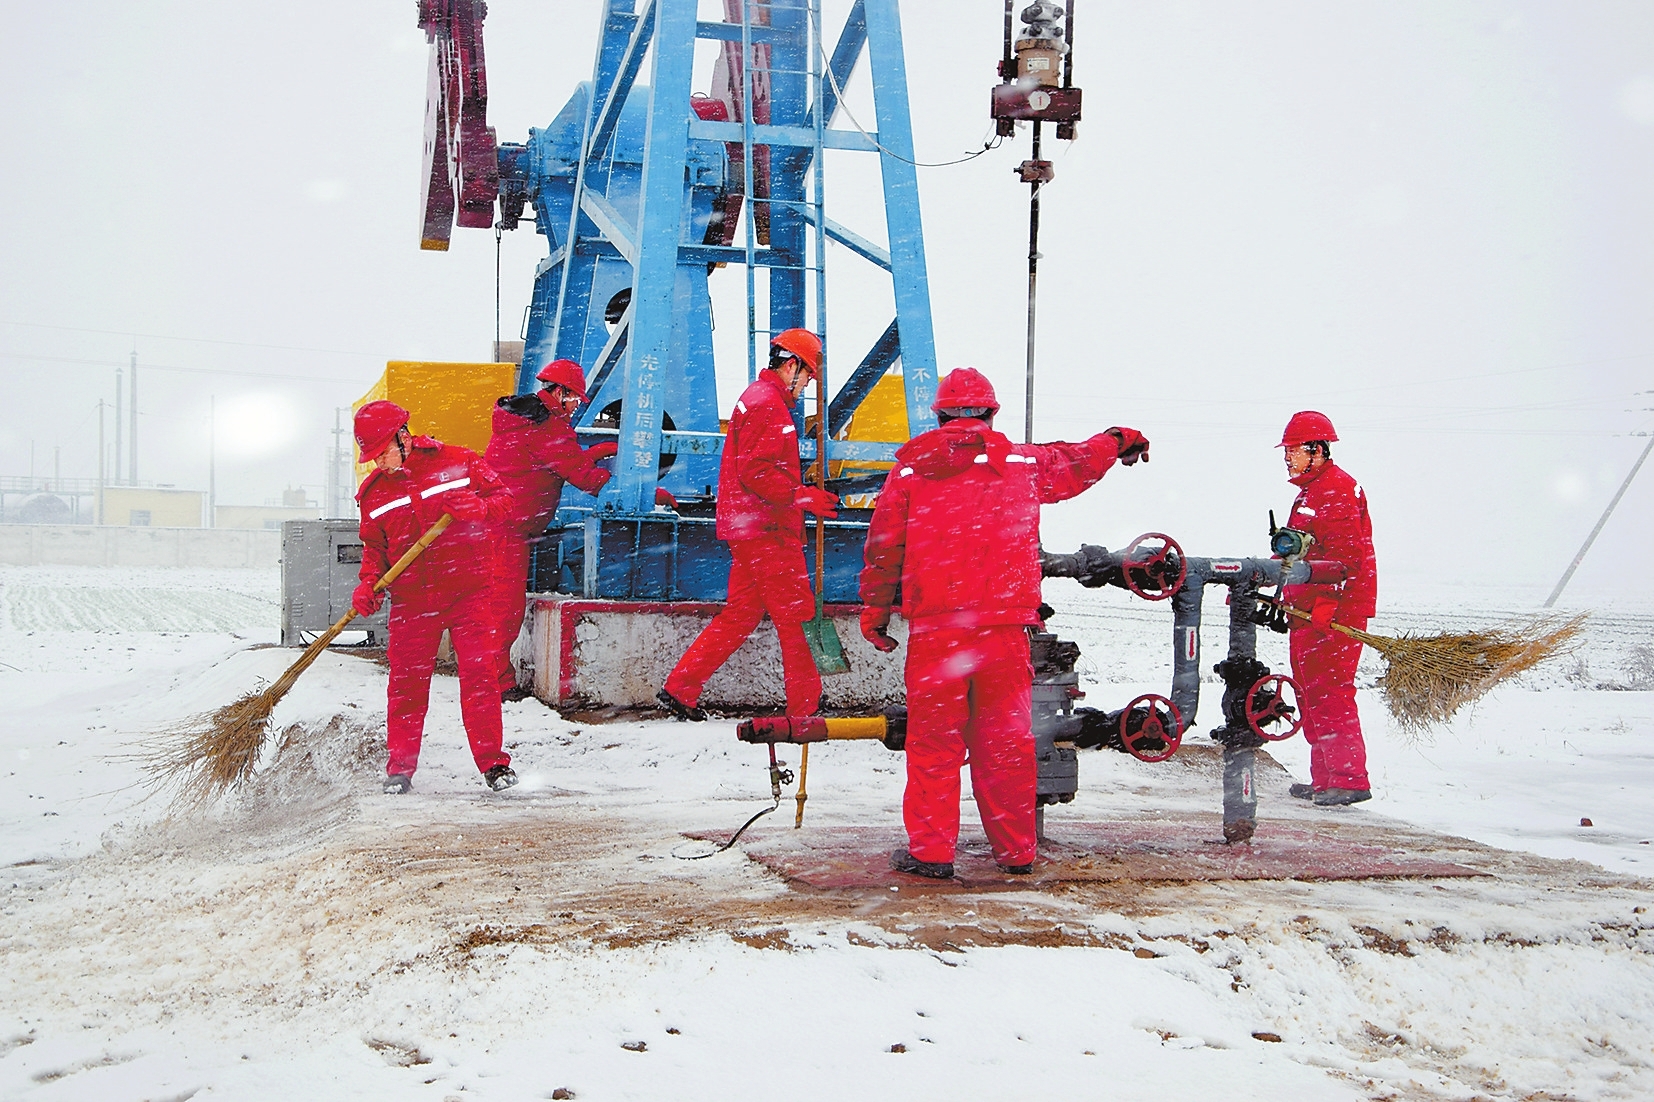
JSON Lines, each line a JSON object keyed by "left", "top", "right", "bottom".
{"left": 715, "top": 369, "right": 806, "bottom": 544}
{"left": 357, "top": 436, "right": 512, "bottom": 596}
{"left": 1280, "top": 460, "right": 1377, "bottom": 624}
{"left": 860, "top": 421, "right": 1122, "bottom": 631}
{"left": 484, "top": 393, "right": 612, "bottom": 538}
{"left": 859, "top": 419, "right": 1121, "bottom": 867}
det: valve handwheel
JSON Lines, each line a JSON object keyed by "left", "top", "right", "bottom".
{"left": 1119, "top": 694, "right": 1183, "bottom": 763}
{"left": 1245, "top": 674, "right": 1303, "bottom": 741}
{"left": 1121, "top": 532, "right": 1187, "bottom": 601}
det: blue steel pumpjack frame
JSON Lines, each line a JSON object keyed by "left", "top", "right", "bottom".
{"left": 494, "top": 0, "right": 940, "bottom": 602}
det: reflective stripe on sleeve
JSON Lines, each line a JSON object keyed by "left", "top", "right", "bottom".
{"left": 420, "top": 477, "right": 471, "bottom": 499}
{"left": 368, "top": 495, "right": 413, "bottom": 520}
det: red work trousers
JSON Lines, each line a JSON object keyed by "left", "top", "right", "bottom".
{"left": 490, "top": 531, "right": 534, "bottom": 693}
{"left": 663, "top": 538, "right": 822, "bottom": 716}
{"left": 902, "top": 625, "right": 1035, "bottom": 867}
{"left": 1290, "top": 619, "right": 1369, "bottom": 791}
{"left": 385, "top": 585, "right": 509, "bottom": 778}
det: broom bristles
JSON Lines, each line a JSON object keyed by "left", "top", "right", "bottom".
{"left": 1354, "top": 613, "right": 1588, "bottom": 735}
{"left": 144, "top": 632, "right": 339, "bottom": 801}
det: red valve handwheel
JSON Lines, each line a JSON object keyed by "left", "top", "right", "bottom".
{"left": 1120, "top": 532, "right": 1187, "bottom": 602}
{"left": 1245, "top": 674, "right": 1304, "bottom": 741}
{"left": 1119, "top": 693, "right": 1184, "bottom": 763}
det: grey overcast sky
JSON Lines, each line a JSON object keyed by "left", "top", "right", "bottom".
{"left": 2, "top": 2, "right": 1651, "bottom": 599}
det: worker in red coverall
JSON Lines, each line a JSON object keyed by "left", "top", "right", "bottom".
{"left": 1277, "top": 410, "right": 1378, "bottom": 807}
{"left": 485, "top": 359, "right": 620, "bottom": 702}
{"left": 657, "top": 329, "right": 840, "bottom": 721}
{"left": 352, "top": 400, "right": 518, "bottom": 795}
{"left": 859, "top": 368, "right": 1149, "bottom": 879}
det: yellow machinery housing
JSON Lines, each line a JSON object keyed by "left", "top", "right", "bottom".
{"left": 354, "top": 361, "right": 517, "bottom": 478}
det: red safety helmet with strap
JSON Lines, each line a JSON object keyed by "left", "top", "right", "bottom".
{"left": 770, "top": 328, "right": 822, "bottom": 374}
{"left": 1279, "top": 410, "right": 1338, "bottom": 448}
{"left": 931, "top": 367, "right": 1001, "bottom": 415}
{"left": 536, "top": 358, "right": 589, "bottom": 401}
{"left": 355, "top": 400, "right": 410, "bottom": 462}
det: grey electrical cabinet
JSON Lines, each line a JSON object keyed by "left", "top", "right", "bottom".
{"left": 281, "top": 519, "right": 390, "bottom": 646}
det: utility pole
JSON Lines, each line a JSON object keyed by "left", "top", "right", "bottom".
{"left": 330, "top": 407, "right": 350, "bottom": 517}
{"left": 97, "top": 399, "right": 105, "bottom": 524}
{"left": 114, "top": 368, "right": 123, "bottom": 483}
{"left": 129, "top": 349, "right": 138, "bottom": 484}
{"left": 1544, "top": 433, "right": 1654, "bottom": 607}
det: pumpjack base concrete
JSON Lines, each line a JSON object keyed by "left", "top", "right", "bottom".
{"left": 525, "top": 594, "right": 905, "bottom": 711}
{"left": 686, "top": 821, "right": 1482, "bottom": 892}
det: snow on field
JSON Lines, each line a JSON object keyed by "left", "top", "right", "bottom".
{"left": 1, "top": 564, "right": 1652, "bottom": 1101}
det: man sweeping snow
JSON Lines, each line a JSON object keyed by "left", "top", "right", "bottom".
{"left": 1276, "top": 410, "right": 1379, "bottom": 807}
{"left": 858, "top": 368, "right": 1149, "bottom": 879}
{"left": 353, "top": 400, "right": 518, "bottom": 795}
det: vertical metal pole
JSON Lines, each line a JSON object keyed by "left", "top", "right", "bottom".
{"left": 742, "top": 0, "right": 759, "bottom": 383}
{"left": 1024, "top": 120, "right": 1043, "bottom": 445}
{"left": 114, "top": 368, "right": 123, "bottom": 484}
{"left": 1544, "top": 433, "right": 1654, "bottom": 607}
{"left": 864, "top": 0, "right": 940, "bottom": 432}
{"left": 129, "top": 350, "right": 138, "bottom": 484}
{"left": 209, "top": 395, "right": 216, "bottom": 528}
{"left": 96, "top": 399, "right": 105, "bottom": 525}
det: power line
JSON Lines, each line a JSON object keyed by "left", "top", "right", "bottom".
{"left": 0, "top": 351, "right": 373, "bottom": 386}
{"left": 0, "top": 319, "right": 374, "bottom": 359}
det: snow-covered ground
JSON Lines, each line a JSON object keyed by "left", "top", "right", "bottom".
{"left": 2, "top": 564, "right": 1651, "bottom": 1101}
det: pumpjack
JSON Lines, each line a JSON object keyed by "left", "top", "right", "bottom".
{"left": 416, "top": 0, "right": 940, "bottom": 603}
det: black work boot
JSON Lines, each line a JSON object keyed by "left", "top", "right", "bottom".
{"left": 1313, "top": 787, "right": 1371, "bottom": 806}
{"left": 501, "top": 686, "right": 535, "bottom": 703}
{"left": 890, "top": 848, "right": 954, "bottom": 880}
{"left": 996, "top": 860, "right": 1035, "bottom": 875}
{"left": 1289, "top": 783, "right": 1315, "bottom": 800}
{"left": 383, "top": 773, "right": 412, "bottom": 795}
{"left": 1223, "top": 818, "right": 1256, "bottom": 844}
{"left": 484, "top": 765, "right": 519, "bottom": 792}
{"left": 656, "top": 688, "right": 706, "bottom": 722}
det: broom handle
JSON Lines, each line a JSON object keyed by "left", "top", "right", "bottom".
{"left": 813, "top": 367, "right": 827, "bottom": 608}
{"left": 298, "top": 514, "right": 456, "bottom": 660}
{"left": 1275, "top": 599, "right": 1363, "bottom": 642}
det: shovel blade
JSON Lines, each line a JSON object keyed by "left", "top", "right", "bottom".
{"left": 803, "top": 614, "right": 851, "bottom": 676}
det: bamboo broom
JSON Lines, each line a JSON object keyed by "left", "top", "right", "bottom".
{"left": 1272, "top": 601, "right": 1587, "bottom": 735}
{"left": 147, "top": 514, "right": 454, "bottom": 801}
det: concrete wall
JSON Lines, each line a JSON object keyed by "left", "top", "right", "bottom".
{"left": 0, "top": 524, "right": 279, "bottom": 567}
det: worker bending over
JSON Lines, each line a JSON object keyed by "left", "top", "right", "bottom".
{"left": 1277, "top": 410, "right": 1378, "bottom": 807}
{"left": 485, "top": 359, "right": 619, "bottom": 701}
{"left": 353, "top": 400, "right": 518, "bottom": 794}
{"left": 859, "top": 368, "right": 1149, "bottom": 878}
{"left": 658, "top": 329, "right": 839, "bottom": 721}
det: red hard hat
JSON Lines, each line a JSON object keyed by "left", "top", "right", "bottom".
{"left": 355, "top": 400, "right": 410, "bottom": 462}
{"left": 1279, "top": 410, "right": 1338, "bottom": 448}
{"left": 770, "top": 328, "right": 822, "bottom": 374}
{"left": 536, "top": 358, "right": 589, "bottom": 400}
{"left": 931, "top": 367, "right": 1000, "bottom": 415}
